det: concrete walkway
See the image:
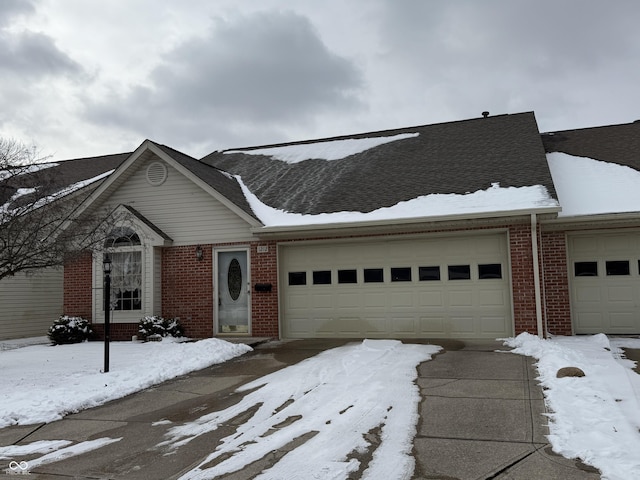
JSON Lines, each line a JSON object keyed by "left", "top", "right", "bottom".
{"left": 413, "top": 339, "right": 601, "bottom": 479}
{"left": 0, "top": 338, "right": 601, "bottom": 479}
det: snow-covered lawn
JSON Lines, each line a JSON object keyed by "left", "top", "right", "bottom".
{"left": 0, "top": 337, "right": 252, "bottom": 428}
{"left": 504, "top": 333, "right": 640, "bottom": 480}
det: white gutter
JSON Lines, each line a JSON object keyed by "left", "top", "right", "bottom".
{"left": 531, "top": 213, "right": 544, "bottom": 338}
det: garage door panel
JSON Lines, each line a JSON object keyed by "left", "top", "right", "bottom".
{"left": 569, "top": 232, "right": 640, "bottom": 334}
{"left": 419, "top": 315, "right": 446, "bottom": 334}
{"left": 419, "top": 291, "right": 444, "bottom": 307}
{"left": 288, "top": 294, "right": 309, "bottom": 309}
{"left": 449, "top": 290, "right": 474, "bottom": 307}
{"left": 478, "top": 289, "right": 507, "bottom": 306}
{"left": 282, "top": 234, "right": 511, "bottom": 338}
{"left": 610, "top": 313, "right": 636, "bottom": 329}
{"left": 450, "top": 316, "right": 475, "bottom": 334}
{"left": 338, "top": 294, "right": 361, "bottom": 308}
{"left": 575, "top": 286, "right": 601, "bottom": 302}
{"left": 313, "top": 294, "right": 333, "bottom": 308}
{"left": 364, "top": 293, "right": 386, "bottom": 308}
{"left": 607, "top": 286, "right": 633, "bottom": 303}
{"left": 481, "top": 316, "right": 510, "bottom": 334}
{"left": 390, "top": 292, "right": 413, "bottom": 307}
{"left": 392, "top": 317, "right": 417, "bottom": 334}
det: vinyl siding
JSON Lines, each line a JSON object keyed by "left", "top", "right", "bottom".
{"left": 0, "top": 268, "right": 63, "bottom": 340}
{"left": 103, "top": 158, "right": 255, "bottom": 245}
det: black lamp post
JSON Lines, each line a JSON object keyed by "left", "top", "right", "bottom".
{"left": 103, "top": 254, "right": 112, "bottom": 373}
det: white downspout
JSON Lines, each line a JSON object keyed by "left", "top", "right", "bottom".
{"left": 531, "top": 213, "right": 544, "bottom": 338}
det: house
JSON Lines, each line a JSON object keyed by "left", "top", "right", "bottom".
{"left": 0, "top": 153, "right": 128, "bottom": 340}
{"left": 4, "top": 111, "right": 640, "bottom": 341}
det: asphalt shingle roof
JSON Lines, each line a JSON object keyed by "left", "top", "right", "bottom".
{"left": 542, "top": 120, "right": 640, "bottom": 169}
{"left": 1, "top": 152, "right": 129, "bottom": 209}
{"left": 202, "top": 112, "right": 556, "bottom": 215}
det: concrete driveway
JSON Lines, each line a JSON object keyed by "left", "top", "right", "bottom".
{"left": 0, "top": 338, "right": 600, "bottom": 479}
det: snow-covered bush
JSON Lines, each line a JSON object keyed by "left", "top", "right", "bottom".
{"left": 138, "top": 315, "right": 184, "bottom": 340}
{"left": 47, "top": 316, "right": 93, "bottom": 345}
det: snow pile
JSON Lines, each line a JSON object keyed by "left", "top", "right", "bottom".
{"left": 503, "top": 333, "right": 640, "bottom": 479}
{"left": 159, "top": 339, "right": 440, "bottom": 480}
{"left": 547, "top": 152, "right": 640, "bottom": 217}
{"left": 225, "top": 133, "right": 419, "bottom": 163}
{"left": 238, "top": 178, "right": 557, "bottom": 227}
{"left": 0, "top": 338, "right": 251, "bottom": 428}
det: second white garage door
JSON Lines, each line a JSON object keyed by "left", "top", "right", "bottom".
{"left": 280, "top": 233, "right": 512, "bottom": 338}
{"left": 569, "top": 232, "right": 640, "bottom": 334}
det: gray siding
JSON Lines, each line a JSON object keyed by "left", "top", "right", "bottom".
{"left": 0, "top": 268, "right": 63, "bottom": 340}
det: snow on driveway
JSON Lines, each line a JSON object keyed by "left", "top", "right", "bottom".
{"left": 159, "top": 339, "right": 441, "bottom": 480}
{"left": 504, "top": 333, "right": 640, "bottom": 480}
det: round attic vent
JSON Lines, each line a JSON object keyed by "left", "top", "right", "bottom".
{"left": 146, "top": 162, "right": 167, "bottom": 186}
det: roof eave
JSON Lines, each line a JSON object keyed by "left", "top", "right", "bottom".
{"left": 251, "top": 206, "right": 561, "bottom": 238}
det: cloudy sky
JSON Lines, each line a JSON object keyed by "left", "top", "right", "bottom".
{"left": 1, "top": 0, "right": 639, "bottom": 161}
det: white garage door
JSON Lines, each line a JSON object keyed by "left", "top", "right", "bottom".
{"left": 280, "top": 233, "right": 512, "bottom": 338}
{"left": 569, "top": 232, "right": 640, "bottom": 334}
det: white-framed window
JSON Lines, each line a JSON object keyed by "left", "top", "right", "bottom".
{"left": 104, "top": 227, "right": 143, "bottom": 311}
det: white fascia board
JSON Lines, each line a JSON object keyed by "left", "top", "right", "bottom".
{"left": 251, "top": 206, "right": 562, "bottom": 237}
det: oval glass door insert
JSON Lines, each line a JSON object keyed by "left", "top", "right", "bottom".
{"left": 227, "top": 258, "right": 242, "bottom": 301}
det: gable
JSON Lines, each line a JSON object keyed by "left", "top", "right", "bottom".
{"left": 95, "top": 154, "right": 256, "bottom": 245}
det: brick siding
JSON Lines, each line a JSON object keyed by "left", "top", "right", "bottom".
{"left": 541, "top": 231, "right": 572, "bottom": 335}
{"left": 64, "top": 224, "right": 574, "bottom": 341}
{"left": 63, "top": 251, "right": 93, "bottom": 321}
{"left": 250, "top": 241, "right": 279, "bottom": 337}
{"left": 508, "top": 224, "right": 539, "bottom": 335}
{"left": 162, "top": 245, "right": 214, "bottom": 339}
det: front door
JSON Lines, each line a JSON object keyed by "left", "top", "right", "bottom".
{"left": 217, "top": 250, "right": 250, "bottom": 334}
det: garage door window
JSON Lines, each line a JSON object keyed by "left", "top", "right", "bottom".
{"left": 288, "top": 272, "right": 307, "bottom": 285}
{"left": 338, "top": 269, "right": 358, "bottom": 284}
{"left": 478, "top": 263, "right": 502, "bottom": 279}
{"left": 391, "top": 267, "right": 412, "bottom": 282}
{"left": 364, "top": 268, "right": 384, "bottom": 283}
{"left": 574, "top": 262, "right": 598, "bottom": 277}
{"left": 313, "top": 270, "right": 332, "bottom": 285}
{"left": 606, "top": 261, "right": 630, "bottom": 276}
{"left": 419, "top": 266, "right": 440, "bottom": 281}
{"left": 448, "top": 265, "right": 471, "bottom": 280}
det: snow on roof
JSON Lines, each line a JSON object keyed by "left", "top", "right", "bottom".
{"left": 237, "top": 177, "right": 558, "bottom": 227}
{"left": 0, "top": 162, "right": 58, "bottom": 181}
{"left": 224, "top": 133, "right": 420, "bottom": 164}
{"left": 547, "top": 152, "right": 640, "bottom": 217}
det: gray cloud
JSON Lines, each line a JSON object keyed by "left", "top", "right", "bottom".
{"left": 371, "top": 0, "right": 640, "bottom": 129}
{"left": 85, "top": 10, "right": 364, "bottom": 150}
{"left": 0, "top": 0, "right": 36, "bottom": 27}
{"left": 0, "top": 30, "right": 82, "bottom": 77}
{"left": 0, "top": 0, "right": 81, "bottom": 79}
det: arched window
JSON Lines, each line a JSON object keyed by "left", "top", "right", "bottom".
{"left": 105, "top": 227, "right": 142, "bottom": 311}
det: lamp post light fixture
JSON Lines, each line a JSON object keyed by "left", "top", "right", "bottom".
{"left": 103, "top": 254, "right": 112, "bottom": 373}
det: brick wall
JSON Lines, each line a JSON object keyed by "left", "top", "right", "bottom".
{"left": 541, "top": 231, "right": 572, "bottom": 335}
{"left": 64, "top": 225, "right": 573, "bottom": 341}
{"left": 162, "top": 245, "right": 214, "bottom": 338}
{"left": 508, "top": 224, "right": 539, "bottom": 335}
{"left": 63, "top": 251, "right": 93, "bottom": 321}
{"left": 250, "top": 241, "right": 279, "bottom": 337}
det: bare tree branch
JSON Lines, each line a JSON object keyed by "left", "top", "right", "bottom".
{"left": 1, "top": 138, "right": 117, "bottom": 281}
